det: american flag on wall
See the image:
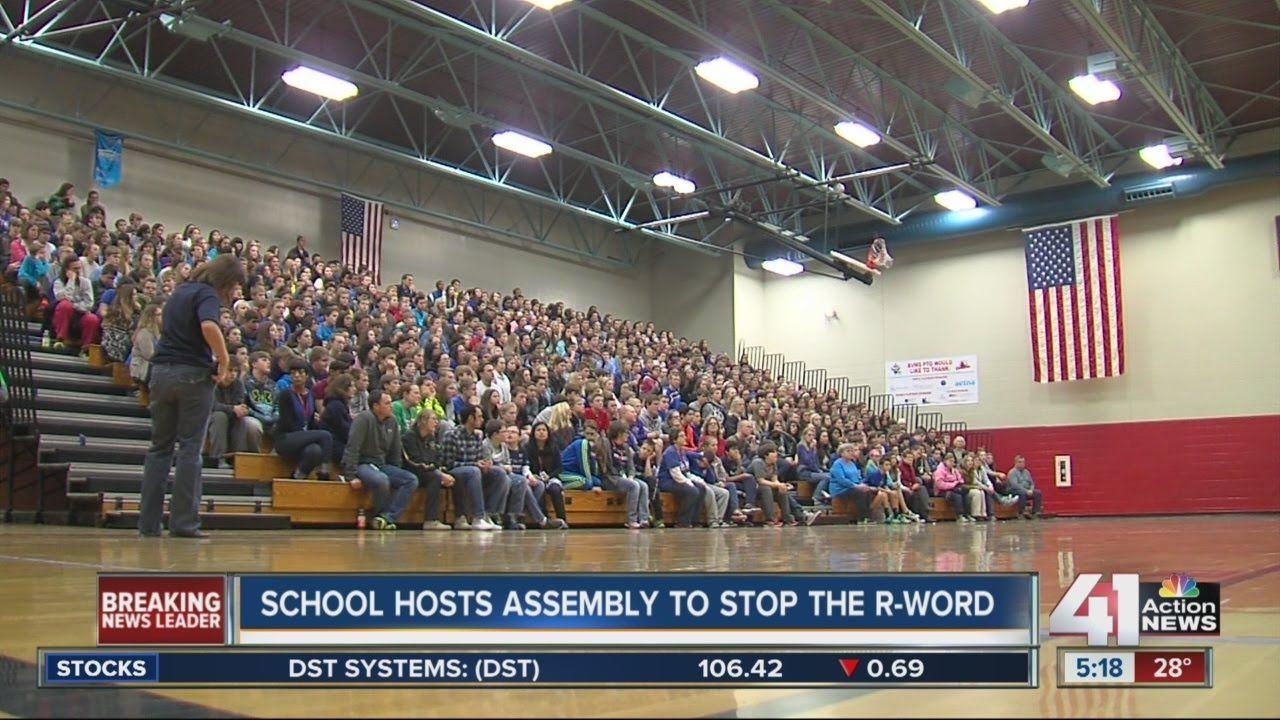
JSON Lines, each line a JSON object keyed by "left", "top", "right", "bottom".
{"left": 1023, "top": 215, "right": 1125, "bottom": 382}
{"left": 340, "top": 192, "right": 384, "bottom": 284}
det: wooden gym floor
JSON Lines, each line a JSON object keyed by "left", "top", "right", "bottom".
{"left": 0, "top": 514, "right": 1277, "bottom": 718}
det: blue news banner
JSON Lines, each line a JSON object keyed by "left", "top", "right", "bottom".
{"left": 232, "top": 573, "right": 1038, "bottom": 647}
{"left": 45, "top": 573, "right": 1038, "bottom": 688}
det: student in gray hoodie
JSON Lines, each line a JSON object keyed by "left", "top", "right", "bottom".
{"left": 342, "top": 390, "right": 418, "bottom": 530}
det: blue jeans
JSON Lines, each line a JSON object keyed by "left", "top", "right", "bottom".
{"left": 140, "top": 363, "right": 214, "bottom": 535}
{"left": 275, "top": 430, "right": 333, "bottom": 478}
{"left": 521, "top": 476, "right": 548, "bottom": 525}
{"left": 447, "top": 465, "right": 486, "bottom": 520}
{"left": 479, "top": 466, "right": 510, "bottom": 516}
{"left": 356, "top": 463, "right": 418, "bottom": 523}
{"left": 604, "top": 475, "right": 647, "bottom": 524}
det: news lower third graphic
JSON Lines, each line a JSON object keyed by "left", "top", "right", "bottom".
{"left": 34, "top": 570, "right": 1219, "bottom": 690}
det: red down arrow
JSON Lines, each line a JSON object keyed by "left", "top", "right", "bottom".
{"left": 838, "top": 658, "right": 860, "bottom": 678}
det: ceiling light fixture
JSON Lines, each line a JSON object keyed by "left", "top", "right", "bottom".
{"left": 1139, "top": 143, "right": 1184, "bottom": 170}
{"left": 492, "top": 130, "right": 553, "bottom": 158}
{"left": 652, "top": 171, "right": 697, "bottom": 194}
{"left": 520, "top": 0, "right": 572, "bottom": 8}
{"left": 934, "top": 189, "right": 978, "bottom": 211}
{"left": 281, "top": 67, "right": 358, "bottom": 101}
{"left": 834, "top": 120, "right": 882, "bottom": 148}
{"left": 762, "top": 258, "right": 804, "bottom": 276}
{"left": 1068, "top": 74, "right": 1122, "bottom": 105}
{"left": 975, "top": 0, "right": 1030, "bottom": 13}
{"left": 694, "top": 57, "right": 760, "bottom": 94}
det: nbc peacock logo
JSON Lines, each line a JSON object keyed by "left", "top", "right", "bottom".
{"left": 1159, "top": 573, "right": 1200, "bottom": 599}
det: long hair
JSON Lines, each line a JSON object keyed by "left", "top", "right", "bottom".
{"left": 188, "top": 253, "right": 245, "bottom": 298}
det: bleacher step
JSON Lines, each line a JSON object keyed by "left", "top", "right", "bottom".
{"left": 40, "top": 411, "right": 150, "bottom": 440}
{"left": 27, "top": 368, "right": 130, "bottom": 395}
{"left": 43, "top": 434, "right": 148, "bottom": 464}
{"left": 26, "top": 352, "right": 106, "bottom": 375}
{"left": 36, "top": 389, "right": 149, "bottom": 418}
{"left": 101, "top": 511, "right": 292, "bottom": 530}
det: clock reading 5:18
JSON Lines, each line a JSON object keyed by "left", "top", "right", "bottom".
{"left": 1063, "top": 652, "right": 1135, "bottom": 683}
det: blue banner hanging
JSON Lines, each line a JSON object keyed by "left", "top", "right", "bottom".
{"left": 93, "top": 130, "right": 123, "bottom": 189}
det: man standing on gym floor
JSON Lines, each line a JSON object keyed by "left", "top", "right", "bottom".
{"left": 138, "top": 254, "right": 244, "bottom": 538}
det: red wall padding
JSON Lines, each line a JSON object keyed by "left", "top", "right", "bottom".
{"left": 970, "top": 415, "right": 1280, "bottom": 517}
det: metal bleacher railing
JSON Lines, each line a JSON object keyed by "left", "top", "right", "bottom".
{"left": 0, "top": 286, "right": 40, "bottom": 521}
{"left": 736, "top": 341, "right": 969, "bottom": 434}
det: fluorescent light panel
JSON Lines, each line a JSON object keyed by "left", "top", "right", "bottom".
{"left": 1068, "top": 74, "right": 1122, "bottom": 105}
{"left": 975, "top": 0, "right": 1029, "bottom": 13}
{"left": 521, "top": 0, "right": 572, "bottom": 8}
{"left": 492, "top": 130, "right": 553, "bottom": 158}
{"left": 695, "top": 57, "right": 759, "bottom": 94}
{"left": 1139, "top": 144, "right": 1183, "bottom": 169}
{"left": 281, "top": 67, "right": 358, "bottom": 101}
{"left": 934, "top": 189, "right": 978, "bottom": 211}
{"left": 834, "top": 120, "right": 882, "bottom": 148}
{"left": 762, "top": 258, "right": 804, "bottom": 276}
{"left": 652, "top": 171, "right": 696, "bottom": 194}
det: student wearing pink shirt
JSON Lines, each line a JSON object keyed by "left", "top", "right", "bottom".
{"left": 932, "top": 454, "right": 974, "bottom": 522}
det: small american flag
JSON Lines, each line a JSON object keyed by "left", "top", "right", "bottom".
{"left": 340, "top": 193, "right": 383, "bottom": 284}
{"left": 1023, "top": 216, "right": 1125, "bottom": 382}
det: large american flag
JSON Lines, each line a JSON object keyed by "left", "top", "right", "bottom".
{"left": 340, "top": 193, "right": 383, "bottom": 284}
{"left": 1023, "top": 215, "right": 1125, "bottom": 382}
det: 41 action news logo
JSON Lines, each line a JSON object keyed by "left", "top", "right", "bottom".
{"left": 1049, "top": 573, "right": 1220, "bottom": 646}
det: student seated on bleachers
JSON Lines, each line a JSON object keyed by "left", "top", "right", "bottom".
{"left": 747, "top": 442, "right": 795, "bottom": 527}
{"left": 933, "top": 454, "right": 973, "bottom": 522}
{"left": 1006, "top": 455, "right": 1043, "bottom": 519}
{"left": 274, "top": 358, "right": 335, "bottom": 480}
{"left": 441, "top": 403, "right": 503, "bottom": 532}
{"left": 658, "top": 429, "right": 707, "bottom": 528}
{"left": 206, "top": 352, "right": 263, "bottom": 466}
{"left": 341, "top": 390, "right": 417, "bottom": 531}
{"left": 51, "top": 255, "right": 100, "bottom": 350}
{"left": 829, "top": 443, "right": 885, "bottom": 524}
{"left": 401, "top": 411, "right": 454, "bottom": 531}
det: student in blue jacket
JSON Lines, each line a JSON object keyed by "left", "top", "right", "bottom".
{"left": 829, "top": 443, "right": 886, "bottom": 523}
{"left": 559, "top": 423, "right": 606, "bottom": 491}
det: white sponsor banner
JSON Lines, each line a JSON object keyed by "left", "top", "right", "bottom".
{"left": 885, "top": 355, "right": 979, "bottom": 406}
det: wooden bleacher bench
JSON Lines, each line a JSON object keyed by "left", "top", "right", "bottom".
{"left": 86, "top": 344, "right": 108, "bottom": 369}
{"left": 271, "top": 478, "right": 445, "bottom": 527}
{"left": 110, "top": 362, "right": 131, "bottom": 388}
{"left": 232, "top": 452, "right": 295, "bottom": 482}
{"left": 559, "top": 490, "right": 627, "bottom": 527}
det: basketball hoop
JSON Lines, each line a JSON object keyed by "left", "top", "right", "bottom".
{"left": 867, "top": 237, "right": 894, "bottom": 271}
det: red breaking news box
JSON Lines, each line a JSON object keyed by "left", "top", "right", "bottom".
{"left": 97, "top": 574, "right": 226, "bottom": 645}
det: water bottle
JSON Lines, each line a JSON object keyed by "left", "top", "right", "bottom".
{"left": 41, "top": 330, "right": 51, "bottom": 348}
{"left": 356, "top": 508, "right": 366, "bottom": 530}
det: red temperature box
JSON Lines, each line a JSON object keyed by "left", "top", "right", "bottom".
{"left": 98, "top": 574, "right": 227, "bottom": 645}
{"left": 1133, "top": 649, "right": 1209, "bottom": 685}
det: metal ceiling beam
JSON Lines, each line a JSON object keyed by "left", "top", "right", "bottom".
{"left": 758, "top": 0, "right": 1025, "bottom": 202}
{"left": 7, "top": 33, "right": 720, "bottom": 259}
{"left": 857, "top": 0, "right": 1120, "bottom": 187}
{"left": 175, "top": 15, "right": 673, "bottom": 218}
{"left": 1065, "top": 0, "right": 1229, "bottom": 168}
{"left": 626, "top": 0, "right": 1010, "bottom": 207}
{"left": 377, "top": 0, "right": 901, "bottom": 225}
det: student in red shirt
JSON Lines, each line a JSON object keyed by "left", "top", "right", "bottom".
{"left": 898, "top": 448, "right": 932, "bottom": 522}
{"left": 582, "top": 392, "right": 611, "bottom": 432}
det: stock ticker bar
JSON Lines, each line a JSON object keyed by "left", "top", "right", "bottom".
{"left": 1056, "top": 647, "right": 1212, "bottom": 688}
{"left": 39, "top": 648, "right": 1038, "bottom": 688}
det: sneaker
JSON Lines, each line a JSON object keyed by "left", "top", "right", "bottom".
{"left": 653, "top": 520, "right": 665, "bottom": 529}
{"left": 624, "top": 522, "right": 641, "bottom": 529}
{"left": 422, "top": 520, "right": 451, "bottom": 531}
{"left": 454, "top": 517, "right": 477, "bottom": 531}
{"left": 816, "top": 491, "right": 831, "bottom": 503}
{"left": 805, "top": 510, "right": 821, "bottom": 526}
{"left": 958, "top": 515, "right": 972, "bottom": 523}
{"left": 371, "top": 516, "right": 396, "bottom": 531}
{"left": 543, "top": 518, "right": 569, "bottom": 529}
{"left": 503, "top": 518, "right": 526, "bottom": 531}
{"left": 475, "top": 517, "right": 501, "bottom": 531}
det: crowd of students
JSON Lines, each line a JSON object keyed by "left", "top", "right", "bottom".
{"left": 0, "top": 178, "right": 1044, "bottom": 531}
